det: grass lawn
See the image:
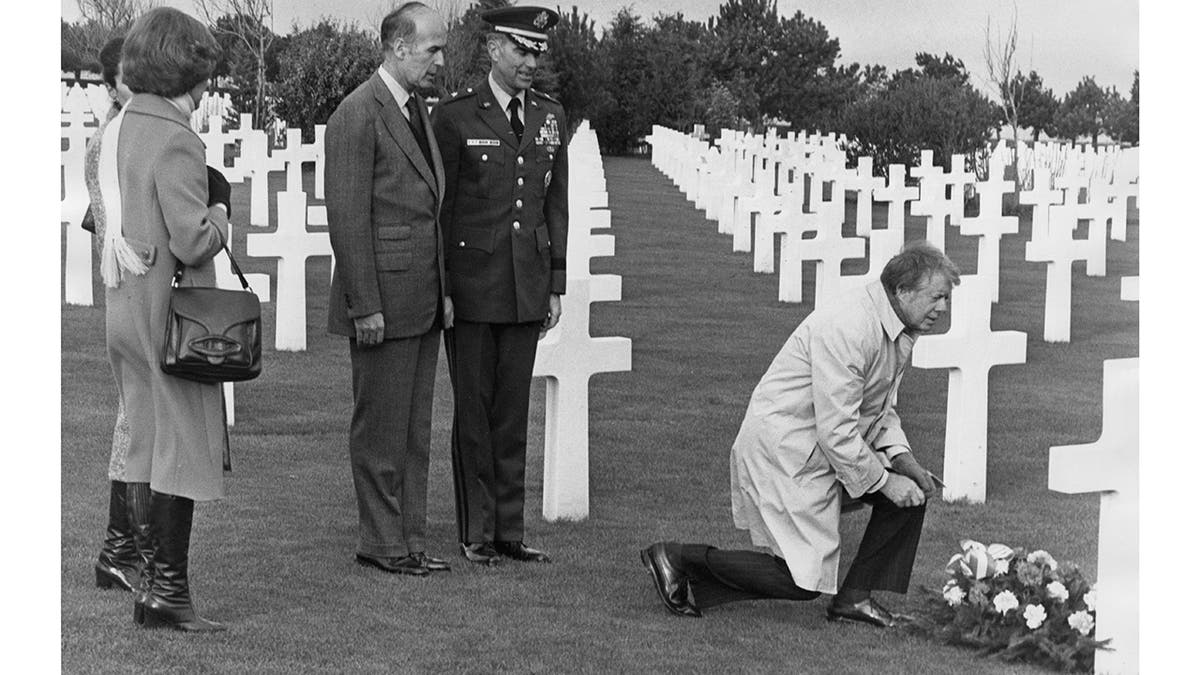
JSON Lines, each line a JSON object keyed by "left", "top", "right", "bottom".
{"left": 61, "top": 156, "right": 1136, "bottom": 673}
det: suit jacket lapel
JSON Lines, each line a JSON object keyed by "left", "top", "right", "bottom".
{"left": 371, "top": 74, "right": 438, "bottom": 194}
{"left": 414, "top": 100, "right": 444, "bottom": 206}
{"left": 475, "top": 83, "right": 521, "bottom": 150}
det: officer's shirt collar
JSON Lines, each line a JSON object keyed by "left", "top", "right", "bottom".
{"left": 488, "top": 71, "right": 525, "bottom": 121}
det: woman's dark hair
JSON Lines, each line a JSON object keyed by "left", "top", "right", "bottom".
{"left": 880, "top": 241, "right": 961, "bottom": 294}
{"left": 121, "top": 7, "right": 221, "bottom": 98}
{"left": 98, "top": 36, "right": 124, "bottom": 89}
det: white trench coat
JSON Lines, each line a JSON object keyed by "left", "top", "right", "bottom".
{"left": 729, "top": 281, "right": 916, "bottom": 594}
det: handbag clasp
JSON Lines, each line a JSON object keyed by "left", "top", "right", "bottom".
{"left": 188, "top": 335, "right": 244, "bottom": 364}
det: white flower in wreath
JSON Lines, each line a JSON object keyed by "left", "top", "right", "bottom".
{"left": 1026, "top": 549, "right": 1058, "bottom": 570}
{"left": 1023, "top": 603, "right": 1048, "bottom": 629}
{"left": 1068, "top": 609, "right": 1095, "bottom": 635}
{"left": 942, "top": 582, "right": 965, "bottom": 607}
{"left": 993, "top": 590, "right": 1019, "bottom": 614}
{"left": 1083, "top": 589, "right": 1097, "bottom": 612}
{"left": 1046, "top": 580, "right": 1069, "bottom": 602}
{"left": 994, "top": 557, "right": 1010, "bottom": 574}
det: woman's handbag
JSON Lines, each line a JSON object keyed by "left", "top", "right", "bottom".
{"left": 160, "top": 242, "right": 262, "bottom": 383}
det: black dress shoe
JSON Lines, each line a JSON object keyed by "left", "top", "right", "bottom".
{"left": 826, "top": 597, "right": 897, "bottom": 628}
{"left": 639, "top": 543, "right": 701, "bottom": 618}
{"left": 412, "top": 552, "right": 451, "bottom": 572}
{"left": 494, "top": 541, "right": 551, "bottom": 563}
{"left": 461, "top": 543, "right": 501, "bottom": 565}
{"left": 355, "top": 553, "right": 430, "bottom": 576}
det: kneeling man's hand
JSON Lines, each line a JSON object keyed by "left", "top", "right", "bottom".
{"left": 879, "top": 473, "right": 926, "bottom": 508}
{"left": 891, "top": 453, "right": 937, "bottom": 498}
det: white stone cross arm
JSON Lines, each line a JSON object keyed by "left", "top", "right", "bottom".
{"left": 1048, "top": 357, "right": 1139, "bottom": 675}
{"left": 1120, "top": 276, "right": 1138, "bottom": 301}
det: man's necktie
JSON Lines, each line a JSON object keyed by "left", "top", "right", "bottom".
{"left": 404, "top": 96, "right": 433, "bottom": 169}
{"left": 508, "top": 97, "right": 524, "bottom": 139}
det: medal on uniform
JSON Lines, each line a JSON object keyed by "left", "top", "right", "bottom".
{"left": 537, "top": 113, "right": 560, "bottom": 147}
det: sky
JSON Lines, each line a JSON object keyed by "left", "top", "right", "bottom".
{"left": 60, "top": 0, "right": 1139, "bottom": 96}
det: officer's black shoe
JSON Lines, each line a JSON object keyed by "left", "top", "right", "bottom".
{"left": 494, "top": 541, "right": 551, "bottom": 563}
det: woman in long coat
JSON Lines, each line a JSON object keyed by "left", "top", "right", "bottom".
{"left": 84, "top": 36, "right": 141, "bottom": 595}
{"left": 99, "top": 7, "right": 230, "bottom": 632}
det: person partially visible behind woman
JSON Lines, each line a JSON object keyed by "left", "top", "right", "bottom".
{"left": 84, "top": 36, "right": 145, "bottom": 597}
{"left": 98, "top": 6, "right": 232, "bottom": 632}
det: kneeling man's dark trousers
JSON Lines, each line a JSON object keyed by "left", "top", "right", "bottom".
{"left": 674, "top": 491, "right": 926, "bottom": 608}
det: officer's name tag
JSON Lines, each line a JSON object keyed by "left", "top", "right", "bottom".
{"left": 466, "top": 138, "right": 501, "bottom": 147}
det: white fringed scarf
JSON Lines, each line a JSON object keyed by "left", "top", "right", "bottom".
{"left": 96, "top": 106, "right": 149, "bottom": 288}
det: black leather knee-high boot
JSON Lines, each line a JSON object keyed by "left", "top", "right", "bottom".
{"left": 139, "top": 491, "right": 225, "bottom": 632}
{"left": 126, "top": 482, "right": 153, "bottom": 624}
{"left": 95, "top": 481, "right": 140, "bottom": 591}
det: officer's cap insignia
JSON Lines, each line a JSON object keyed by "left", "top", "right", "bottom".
{"left": 534, "top": 11, "right": 550, "bottom": 29}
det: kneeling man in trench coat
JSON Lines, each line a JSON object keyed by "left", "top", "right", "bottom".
{"left": 642, "top": 242, "right": 960, "bottom": 628}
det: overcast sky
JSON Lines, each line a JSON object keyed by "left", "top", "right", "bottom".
{"left": 61, "top": 0, "right": 1138, "bottom": 96}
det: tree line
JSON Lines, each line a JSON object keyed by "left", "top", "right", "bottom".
{"left": 61, "top": 0, "right": 1138, "bottom": 169}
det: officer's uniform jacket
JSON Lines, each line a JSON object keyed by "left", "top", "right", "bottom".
{"left": 431, "top": 81, "right": 568, "bottom": 323}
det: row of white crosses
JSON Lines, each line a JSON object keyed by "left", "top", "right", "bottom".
{"left": 1021, "top": 162, "right": 1139, "bottom": 342}
{"left": 1005, "top": 138, "right": 1139, "bottom": 192}
{"left": 532, "top": 120, "right": 633, "bottom": 521}
{"left": 648, "top": 123, "right": 1142, "bottom": 500}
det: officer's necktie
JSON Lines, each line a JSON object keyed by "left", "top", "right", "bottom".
{"left": 508, "top": 97, "right": 524, "bottom": 140}
{"left": 404, "top": 96, "right": 433, "bottom": 169}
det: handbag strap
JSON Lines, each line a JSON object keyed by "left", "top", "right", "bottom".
{"left": 172, "top": 232, "right": 253, "bottom": 293}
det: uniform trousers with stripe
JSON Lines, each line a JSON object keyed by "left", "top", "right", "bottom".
{"left": 445, "top": 319, "right": 541, "bottom": 545}
{"left": 671, "top": 487, "right": 926, "bottom": 608}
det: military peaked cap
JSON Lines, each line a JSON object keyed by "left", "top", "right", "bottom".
{"left": 481, "top": 5, "right": 559, "bottom": 53}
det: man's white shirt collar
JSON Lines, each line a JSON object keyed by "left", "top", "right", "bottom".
{"left": 378, "top": 66, "right": 413, "bottom": 118}
{"left": 488, "top": 71, "right": 525, "bottom": 121}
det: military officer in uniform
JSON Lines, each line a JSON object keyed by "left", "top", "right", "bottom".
{"left": 431, "top": 5, "right": 566, "bottom": 566}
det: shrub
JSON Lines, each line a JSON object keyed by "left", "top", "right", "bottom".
{"left": 272, "top": 20, "right": 379, "bottom": 143}
{"left": 838, "top": 75, "right": 1000, "bottom": 172}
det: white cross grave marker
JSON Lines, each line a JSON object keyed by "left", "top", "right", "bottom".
{"left": 533, "top": 125, "right": 631, "bottom": 520}
{"left": 834, "top": 227, "right": 904, "bottom": 294}
{"left": 213, "top": 219, "right": 271, "bottom": 429}
{"left": 1019, "top": 168, "right": 1065, "bottom": 243}
{"left": 843, "top": 156, "right": 884, "bottom": 237}
{"left": 910, "top": 150, "right": 959, "bottom": 251}
{"left": 236, "top": 125, "right": 282, "bottom": 227}
{"left": 61, "top": 91, "right": 96, "bottom": 306}
{"left": 959, "top": 153, "right": 1018, "bottom": 303}
{"left": 245, "top": 190, "right": 333, "bottom": 351}
{"left": 912, "top": 275, "right": 1027, "bottom": 502}
{"left": 1048, "top": 358, "right": 1139, "bottom": 675}
{"left": 873, "top": 164, "right": 918, "bottom": 236}
{"left": 777, "top": 172, "right": 864, "bottom": 306}
{"left": 1024, "top": 198, "right": 1104, "bottom": 343}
